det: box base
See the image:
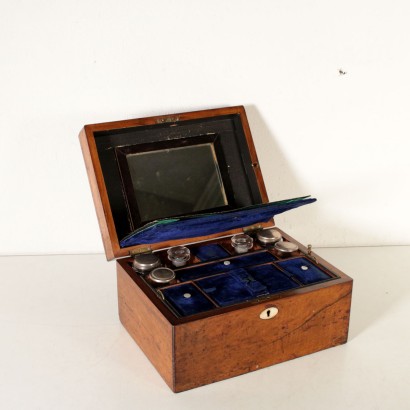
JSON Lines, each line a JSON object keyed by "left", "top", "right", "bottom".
{"left": 117, "top": 244, "right": 352, "bottom": 392}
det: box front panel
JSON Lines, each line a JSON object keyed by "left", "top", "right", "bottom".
{"left": 173, "top": 281, "right": 352, "bottom": 392}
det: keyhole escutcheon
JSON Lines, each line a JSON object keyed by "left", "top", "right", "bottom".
{"left": 260, "top": 306, "right": 279, "bottom": 320}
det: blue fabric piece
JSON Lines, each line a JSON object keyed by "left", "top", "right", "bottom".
{"left": 193, "top": 244, "right": 230, "bottom": 262}
{"left": 178, "top": 251, "right": 276, "bottom": 282}
{"left": 196, "top": 270, "right": 266, "bottom": 307}
{"left": 120, "top": 196, "right": 316, "bottom": 247}
{"left": 230, "top": 268, "right": 269, "bottom": 296}
{"left": 276, "top": 258, "right": 331, "bottom": 284}
{"left": 161, "top": 283, "right": 215, "bottom": 316}
{"left": 246, "top": 264, "right": 300, "bottom": 293}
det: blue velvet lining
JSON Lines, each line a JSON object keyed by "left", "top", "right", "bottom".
{"left": 161, "top": 283, "right": 215, "bottom": 316}
{"left": 246, "top": 264, "right": 300, "bottom": 293}
{"left": 163, "top": 258, "right": 333, "bottom": 316}
{"left": 178, "top": 251, "right": 276, "bottom": 282}
{"left": 196, "top": 269, "right": 268, "bottom": 307}
{"left": 230, "top": 269, "right": 269, "bottom": 296}
{"left": 120, "top": 196, "right": 316, "bottom": 247}
{"left": 193, "top": 244, "right": 230, "bottom": 262}
{"left": 277, "top": 258, "right": 331, "bottom": 284}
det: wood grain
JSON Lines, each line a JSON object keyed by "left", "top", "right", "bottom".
{"left": 173, "top": 280, "right": 352, "bottom": 392}
{"left": 79, "top": 128, "right": 115, "bottom": 260}
{"left": 117, "top": 265, "right": 174, "bottom": 390}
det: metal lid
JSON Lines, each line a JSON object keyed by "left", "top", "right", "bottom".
{"left": 149, "top": 267, "right": 176, "bottom": 284}
{"left": 274, "top": 241, "right": 298, "bottom": 253}
{"left": 256, "top": 228, "right": 282, "bottom": 245}
{"left": 132, "top": 253, "right": 161, "bottom": 272}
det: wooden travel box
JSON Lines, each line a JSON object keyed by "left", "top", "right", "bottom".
{"left": 79, "top": 106, "right": 353, "bottom": 392}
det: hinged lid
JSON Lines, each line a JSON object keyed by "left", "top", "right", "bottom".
{"left": 79, "top": 106, "right": 315, "bottom": 260}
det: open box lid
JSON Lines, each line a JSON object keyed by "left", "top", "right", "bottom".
{"left": 79, "top": 106, "right": 315, "bottom": 260}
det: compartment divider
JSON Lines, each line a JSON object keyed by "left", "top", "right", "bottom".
{"left": 190, "top": 281, "right": 220, "bottom": 307}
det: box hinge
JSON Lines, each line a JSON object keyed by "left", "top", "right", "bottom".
{"left": 129, "top": 246, "right": 152, "bottom": 256}
{"left": 243, "top": 224, "right": 263, "bottom": 234}
{"left": 156, "top": 116, "right": 179, "bottom": 124}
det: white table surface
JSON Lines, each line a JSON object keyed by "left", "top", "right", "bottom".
{"left": 1, "top": 246, "right": 409, "bottom": 410}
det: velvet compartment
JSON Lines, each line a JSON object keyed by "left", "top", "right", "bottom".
{"left": 192, "top": 244, "right": 230, "bottom": 262}
{"left": 164, "top": 259, "right": 330, "bottom": 316}
{"left": 196, "top": 269, "right": 268, "bottom": 307}
{"left": 161, "top": 283, "right": 215, "bottom": 316}
{"left": 178, "top": 251, "right": 276, "bottom": 282}
{"left": 246, "top": 264, "right": 300, "bottom": 293}
{"left": 277, "top": 258, "right": 331, "bottom": 284}
{"left": 120, "top": 196, "right": 316, "bottom": 247}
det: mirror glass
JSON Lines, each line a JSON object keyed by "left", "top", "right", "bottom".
{"left": 126, "top": 143, "right": 228, "bottom": 222}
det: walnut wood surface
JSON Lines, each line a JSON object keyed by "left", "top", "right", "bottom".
{"left": 173, "top": 280, "right": 352, "bottom": 392}
{"left": 117, "top": 265, "right": 174, "bottom": 390}
{"left": 79, "top": 128, "right": 115, "bottom": 260}
{"left": 79, "top": 106, "right": 270, "bottom": 260}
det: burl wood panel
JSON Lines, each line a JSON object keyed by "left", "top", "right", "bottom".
{"left": 117, "top": 265, "right": 174, "bottom": 390}
{"left": 173, "top": 280, "right": 352, "bottom": 392}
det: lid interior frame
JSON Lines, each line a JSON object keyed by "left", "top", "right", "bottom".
{"left": 79, "top": 106, "right": 270, "bottom": 260}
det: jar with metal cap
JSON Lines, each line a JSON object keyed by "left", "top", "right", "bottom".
{"left": 167, "top": 246, "right": 190, "bottom": 267}
{"left": 231, "top": 234, "right": 253, "bottom": 254}
{"left": 256, "top": 228, "right": 282, "bottom": 247}
{"left": 146, "top": 267, "right": 176, "bottom": 287}
{"left": 273, "top": 241, "right": 299, "bottom": 257}
{"left": 132, "top": 253, "right": 161, "bottom": 274}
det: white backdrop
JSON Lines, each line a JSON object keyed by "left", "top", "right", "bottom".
{"left": 1, "top": 0, "right": 409, "bottom": 255}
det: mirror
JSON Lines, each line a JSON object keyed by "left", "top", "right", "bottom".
{"left": 124, "top": 143, "right": 228, "bottom": 223}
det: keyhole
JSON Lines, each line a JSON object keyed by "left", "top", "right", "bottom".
{"left": 260, "top": 306, "right": 278, "bottom": 319}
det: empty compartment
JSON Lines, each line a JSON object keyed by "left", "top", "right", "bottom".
{"left": 192, "top": 244, "right": 230, "bottom": 262}
{"left": 246, "top": 264, "right": 300, "bottom": 294}
{"left": 161, "top": 283, "right": 215, "bottom": 317}
{"left": 276, "top": 257, "right": 332, "bottom": 285}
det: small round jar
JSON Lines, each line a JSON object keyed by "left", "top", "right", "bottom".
{"left": 256, "top": 228, "right": 282, "bottom": 247}
{"left": 132, "top": 253, "right": 161, "bottom": 274}
{"left": 147, "top": 267, "right": 176, "bottom": 287}
{"left": 167, "top": 246, "right": 190, "bottom": 267}
{"left": 274, "top": 241, "right": 299, "bottom": 256}
{"left": 231, "top": 234, "right": 253, "bottom": 254}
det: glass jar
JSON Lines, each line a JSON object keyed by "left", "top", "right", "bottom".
{"left": 167, "top": 246, "right": 191, "bottom": 267}
{"left": 231, "top": 234, "right": 253, "bottom": 254}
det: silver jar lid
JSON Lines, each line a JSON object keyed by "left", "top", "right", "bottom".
{"left": 256, "top": 228, "right": 282, "bottom": 245}
{"left": 149, "top": 267, "right": 176, "bottom": 284}
{"left": 167, "top": 246, "right": 190, "bottom": 267}
{"left": 231, "top": 234, "right": 253, "bottom": 254}
{"left": 132, "top": 253, "right": 161, "bottom": 273}
{"left": 274, "top": 241, "right": 299, "bottom": 253}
